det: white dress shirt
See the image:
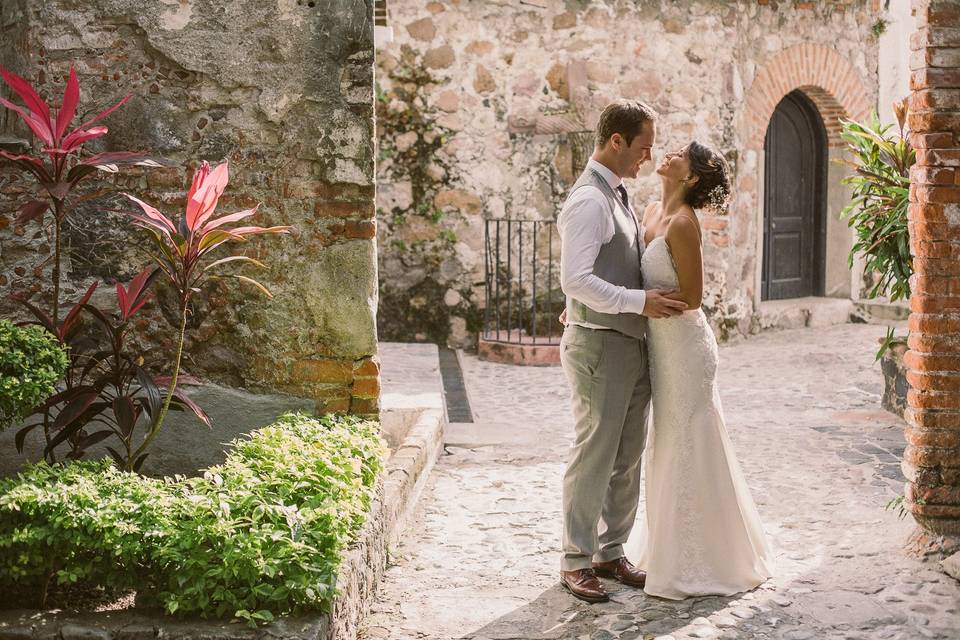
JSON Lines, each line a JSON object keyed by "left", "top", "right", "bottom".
{"left": 557, "top": 159, "right": 647, "bottom": 324}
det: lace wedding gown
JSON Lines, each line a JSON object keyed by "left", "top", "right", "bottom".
{"left": 626, "top": 235, "right": 774, "bottom": 599}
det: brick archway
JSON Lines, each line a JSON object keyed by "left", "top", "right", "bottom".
{"left": 739, "top": 44, "right": 872, "bottom": 151}
{"left": 733, "top": 44, "right": 873, "bottom": 307}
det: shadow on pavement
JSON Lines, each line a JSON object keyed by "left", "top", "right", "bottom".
{"left": 460, "top": 581, "right": 735, "bottom": 639}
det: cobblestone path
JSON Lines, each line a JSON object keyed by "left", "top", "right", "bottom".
{"left": 365, "top": 324, "right": 960, "bottom": 640}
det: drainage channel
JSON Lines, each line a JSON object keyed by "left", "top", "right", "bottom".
{"left": 438, "top": 347, "right": 474, "bottom": 423}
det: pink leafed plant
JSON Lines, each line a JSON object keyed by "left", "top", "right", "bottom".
{"left": 122, "top": 160, "right": 291, "bottom": 471}
{"left": 0, "top": 65, "right": 162, "bottom": 324}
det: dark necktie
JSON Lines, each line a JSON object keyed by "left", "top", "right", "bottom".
{"left": 616, "top": 184, "right": 630, "bottom": 211}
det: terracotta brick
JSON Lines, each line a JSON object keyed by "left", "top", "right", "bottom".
{"left": 905, "top": 442, "right": 960, "bottom": 467}
{"left": 351, "top": 376, "right": 380, "bottom": 398}
{"left": 909, "top": 238, "right": 960, "bottom": 258}
{"left": 344, "top": 219, "right": 376, "bottom": 239}
{"left": 909, "top": 223, "right": 960, "bottom": 247}
{"left": 909, "top": 479, "right": 960, "bottom": 506}
{"left": 908, "top": 201, "right": 959, "bottom": 223}
{"left": 912, "top": 132, "right": 956, "bottom": 150}
{"left": 908, "top": 389, "right": 960, "bottom": 410}
{"left": 912, "top": 274, "right": 960, "bottom": 296}
{"left": 353, "top": 357, "right": 381, "bottom": 376}
{"left": 908, "top": 369, "right": 960, "bottom": 392}
{"left": 906, "top": 427, "right": 960, "bottom": 449}
{"left": 906, "top": 351, "right": 960, "bottom": 372}
{"left": 912, "top": 257, "right": 960, "bottom": 276}
{"left": 906, "top": 407, "right": 960, "bottom": 430}
{"left": 916, "top": 148, "right": 960, "bottom": 166}
{"left": 701, "top": 217, "right": 728, "bottom": 231}
{"left": 350, "top": 396, "right": 379, "bottom": 415}
{"left": 913, "top": 47, "right": 960, "bottom": 70}
{"left": 314, "top": 182, "right": 375, "bottom": 202}
{"left": 709, "top": 234, "right": 729, "bottom": 248}
{"left": 291, "top": 358, "right": 353, "bottom": 383}
{"left": 943, "top": 468, "right": 960, "bottom": 485}
{"left": 911, "top": 165, "right": 957, "bottom": 184}
{"left": 317, "top": 397, "right": 351, "bottom": 414}
{"left": 917, "top": 2, "right": 960, "bottom": 27}
{"left": 314, "top": 201, "right": 371, "bottom": 219}
{"left": 910, "top": 502, "right": 960, "bottom": 519}
{"left": 908, "top": 332, "right": 960, "bottom": 352}
{"left": 909, "top": 110, "right": 960, "bottom": 133}
{"left": 911, "top": 27, "right": 960, "bottom": 49}
{"left": 909, "top": 313, "right": 960, "bottom": 333}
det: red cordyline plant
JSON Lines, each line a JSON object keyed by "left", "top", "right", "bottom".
{"left": 122, "top": 160, "right": 291, "bottom": 471}
{"left": 0, "top": 65, "right": 161, "bottom": 324}
{"left": 14, "top": 268, "right": 210, "bottom": 468}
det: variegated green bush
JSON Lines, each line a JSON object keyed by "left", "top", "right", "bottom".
{"left": 0, "top": 412, "right": 386, "bottom": 623}
{"left": 0, "top": 320, "right": 68, "bottom": 430}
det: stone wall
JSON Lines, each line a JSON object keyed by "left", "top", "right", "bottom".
{"left": 0, "top": 0, "right": 380, "bottom": 414}
{"left": 375, "top": 0, "right": 882, "bottom": 347}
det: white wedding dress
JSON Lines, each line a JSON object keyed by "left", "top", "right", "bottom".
{"left": 626, "top": 235, "right": 774, "bottom": 599}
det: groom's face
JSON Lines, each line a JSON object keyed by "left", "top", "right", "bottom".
{"left": 618, "top": 120, "right": 656, "bottom": 179}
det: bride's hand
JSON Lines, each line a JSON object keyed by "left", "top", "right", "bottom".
{"left": 642, "top": 289, "right": 687, "bottom": 319}
{"left": 559, "top": 308, "right": 568, "bottom": 326}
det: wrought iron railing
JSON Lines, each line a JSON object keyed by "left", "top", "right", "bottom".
{"left": 483, "top": 219, "right": 563, "bottom": 345}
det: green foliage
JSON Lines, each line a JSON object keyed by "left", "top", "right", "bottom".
{"left": 838, "top": 109, "right": 914, "bottom": 360}
{"left": 886, "top": 493, "right": 925, "bottom": 521}
{"left": 839, "top": 112, "right": 914, "bottom": 304}
{"left": 152, "top": 413, "right": 385, "bottom": 622}
{"left": 0, "top": 320, "right": 68, "bottom": 430}
{"left": 0, "top": 459, "right": 172, "bottom": 601}
{"left": 0, "top": 413, "right": 386, "bottom": 621}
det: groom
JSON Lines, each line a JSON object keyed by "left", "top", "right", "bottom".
{"left": 558, "top": 99, "right": 686, "bottom": 603}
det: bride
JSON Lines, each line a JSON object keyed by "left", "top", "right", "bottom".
{"left": 625, "top": 141, "right": 774, "bottom": 599}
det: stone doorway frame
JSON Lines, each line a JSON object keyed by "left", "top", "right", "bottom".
{"left": 736, "top": 44, "right": 873, "bottom": 312}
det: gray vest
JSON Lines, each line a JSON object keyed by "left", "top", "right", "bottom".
{"left": 564, "top": 167, "right": 647, "bottom": 339}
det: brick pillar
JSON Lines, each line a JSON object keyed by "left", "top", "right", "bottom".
{"left": 905, "top": 0, "right": 960, "bottom": 537}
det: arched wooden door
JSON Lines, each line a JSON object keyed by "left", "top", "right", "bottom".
{"left": 762, "top": 90, "right": 827, "bottom": 300}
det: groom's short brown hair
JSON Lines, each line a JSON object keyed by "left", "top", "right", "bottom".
{"left": 595, "top": 100, "right": 659, "bottom": 148}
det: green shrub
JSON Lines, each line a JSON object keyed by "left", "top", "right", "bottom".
{"left": 0, "top": 412, "right": 386, "bottom": 622}
{"left": 0, "top": 459, "right": 174, "bottom": 601}
{"left": 839, "top": 110, "right": 914, "bottom": 304}
{"left": 0, "top": 320, "right": 69, "bottom": 430}
{"left": 151, "top": 413, "right": 386, "bottom": 622}
{"left": 838, "top": 103, "right": 915, "bottom": 360}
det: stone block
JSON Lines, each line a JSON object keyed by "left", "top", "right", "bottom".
{"left": 473, "top": 64, "right": 496, "bottom": 93}
{"left": 59, "top": 626, "right": 111, "bottom": 640}
{"left": 292, "top": 359, "right": 353, "bottom": 384}
{"left": 405, "top": 17, "right": 436, "bottom": 41}
{"left": 423, "top": 45, "right": 455, "bottom": 69}
{"left": 941, "top": 550, "right": 960, "bottom": 581}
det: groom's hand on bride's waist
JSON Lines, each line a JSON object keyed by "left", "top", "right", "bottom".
{"left": 642, "top": 289, "right": 687, "bottom": 319}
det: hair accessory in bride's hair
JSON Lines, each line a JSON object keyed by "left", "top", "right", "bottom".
{"left": 704, "top": 184, "right": 731, "bottom": 216}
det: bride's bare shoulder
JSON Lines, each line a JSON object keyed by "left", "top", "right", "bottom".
{"left": 665, "top": 210, "right": 702, "bottom": 246}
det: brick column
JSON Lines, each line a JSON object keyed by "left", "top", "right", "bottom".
{"left": 905, "top": 0, "right": 960, "bottom": 537}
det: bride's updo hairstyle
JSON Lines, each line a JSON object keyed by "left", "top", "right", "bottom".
{"left": 684, "top": 141, "right": 732, "bottom": 215}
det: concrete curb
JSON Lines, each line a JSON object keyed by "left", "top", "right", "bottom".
{"left": 327, "top": 407, "right": 445, "bottom": 640}
{"left": 0, "top": 408, "right": 446, "bottom": 640}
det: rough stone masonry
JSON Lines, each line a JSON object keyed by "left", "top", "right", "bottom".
{"left": 0, "top": 0, "right": 381, "bottom": 419}
{"left": 375, "top": 0, "right": 881, "bottom": 348}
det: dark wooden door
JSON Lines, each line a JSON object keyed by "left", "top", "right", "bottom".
{"left": 762, "top": 90, "right": 827, "bottom": 300}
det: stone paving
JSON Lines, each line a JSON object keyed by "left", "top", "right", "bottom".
{"left": 363, "top": 323, "right": 960, "bottom": 640}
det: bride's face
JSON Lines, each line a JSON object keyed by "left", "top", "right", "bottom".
{"left": 656, "top": 146, "right": 692, "bottom": 182}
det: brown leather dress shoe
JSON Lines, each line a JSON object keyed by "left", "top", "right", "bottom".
{"left": 560, "top": 568, "right": 609, "bottom": 603}
{"left": 592, "top": 557, "right": 647, "bottom": 588}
